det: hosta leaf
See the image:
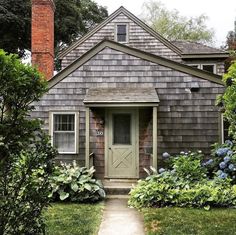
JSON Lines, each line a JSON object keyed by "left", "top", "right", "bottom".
{"left": 71, "top": 182, "right": 79, "bottom": 192}
{"left": 84, "top": 183, "right": 92, "bottom": 191}
{"left": 59, "top": 190, "right": 69, "bottom": 201}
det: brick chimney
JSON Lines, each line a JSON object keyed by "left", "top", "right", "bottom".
{"left": 31, "top": 0, "right": 55, "bottom": 80}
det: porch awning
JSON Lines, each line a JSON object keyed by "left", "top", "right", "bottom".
{"left": 83, "top": 87, "right": 160, "bottom": 107}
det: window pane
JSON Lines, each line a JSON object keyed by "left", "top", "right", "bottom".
{"left": 117, "top": 25, "right": 126, "bottom": 34}
{"left": 117, "top": 25, "right": 127, "bottom": 42}
{"left": 113, "top": 114, "right": 131, "bottom": 145}
{"left": 53, "top": 132, "right": 75, "bottom": 153}
{"left": 202, "top": 65, "right": 214, "bottom": 73}
{"left": 54, "top": 114, "right": 75, "bottom": 131}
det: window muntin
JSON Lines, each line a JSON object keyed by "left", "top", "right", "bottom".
{"left": 51, "top": 113, "right": 78, "bottom": 154}
{"left": 116, "top": 24, "right": 128, "bottom": 42}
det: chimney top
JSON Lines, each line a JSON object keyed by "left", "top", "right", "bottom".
{"left": 31, "top": 0, "right": 55, "bottom": 80}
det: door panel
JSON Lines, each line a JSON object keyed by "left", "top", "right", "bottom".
{"left": 107, "top": 109, "right": 137, "bottom": 178}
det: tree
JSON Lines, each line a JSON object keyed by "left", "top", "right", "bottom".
{"left": 0, "top": 49, "right": 57, "bottom": 234}
{"left": 216, "top": 61, "right": 236, "bottom": 140}
{"left": 141, "top": 0, "right": 214, "bottom": 44}
{"left": 0, "top": 0, "right": 108, "bottom": 57}
{"left": 224, "top": 20, "right": 236, "bottom": 71}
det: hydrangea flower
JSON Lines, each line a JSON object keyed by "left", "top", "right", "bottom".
{"left": 219, "top": 172, "right": 228, "bottom": 179}
{"left": 180, "top": 151, "right": 185, "bottom": 155}
{"left": 216, "top": 170, "right": 223, "bottom": 175}
{"left": 224, "top": 156, "right": 231, "bottom": 163}
{"left": 227, "top": 150, "right": 233, "bottom": 156}
{"left": 162, "top": 152, "right": 170, "bottom": 159}
{"left": 216, "top": 148, "right": 229, "bottom": 157}
{"left": 225, "top": 140, "right": 233, "bottom": 146}
{"left": 228, "top": 164, "right": 235, "bottom": 171}
{"left": 219, "top": 162, "right": 226, "bottom": 169}
{"left": 205, "top": 159, "right": 213, "bottom": 166}
{"left": 158, "top": 168, "right": 165, "bottom": 174}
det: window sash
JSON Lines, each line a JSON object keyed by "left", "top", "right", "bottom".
{"left": 50, "top": 112, "right": 78, "bottom": 154}
{"left": 116, "top": 24, "right": 128, "bottom": 42}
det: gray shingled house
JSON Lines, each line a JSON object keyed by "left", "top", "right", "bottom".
{"left": 31, "top": 1, "right": 228, "bottom": 179}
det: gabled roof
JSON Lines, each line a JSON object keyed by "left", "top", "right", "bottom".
{"left": 172, "top": 41, "right": 229, "bottom": 59}
{"left": 49, "top": 39, "right": 224, "bottom": 89}
{"left": 58, "top": 6, "right": 182, "bottom": 59}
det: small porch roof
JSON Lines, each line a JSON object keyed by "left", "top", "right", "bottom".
{"left": 83, "top": 87, "right": 160, "bottom": 107}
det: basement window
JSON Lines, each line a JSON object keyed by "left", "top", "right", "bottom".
{"left": 50, "top": 112, "right": 79, "bottom": 154}
{"left": 116, "top": 24, "right": 128, "bottom": 43}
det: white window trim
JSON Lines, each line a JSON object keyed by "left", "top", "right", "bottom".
{"left": 115, "top": 23, "right": 129, "bottom": 43}
{"left": 49, "top": 111, "right": 79, "bottom": 154}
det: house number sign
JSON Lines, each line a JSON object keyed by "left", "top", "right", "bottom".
{"left": 96, "top": 130, "right": 104, "bottom": 136}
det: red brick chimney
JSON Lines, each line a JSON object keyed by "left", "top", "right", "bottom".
{"left": 31, "top": 0, "right": 55, "bottom": 80}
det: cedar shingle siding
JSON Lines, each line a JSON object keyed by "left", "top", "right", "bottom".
{"left": 32, "top": 47, "right": 224, "bottom": 177}
{"left": 31, "top": 7, "right": 227, "bottom": 178}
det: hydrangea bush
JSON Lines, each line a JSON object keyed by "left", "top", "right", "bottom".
{"left": 204, "top": 140, "right": 236, "bottom": 183}
{"left": 129, "top": 145, "right": 236, "bottom": 209}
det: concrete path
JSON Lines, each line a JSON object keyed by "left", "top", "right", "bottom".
{"left": 98, "top": 198, "right": 145, "bottom": 235}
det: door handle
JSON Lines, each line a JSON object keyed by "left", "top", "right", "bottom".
{"left": 109, "top": 147, "right": 111, "bottom": 150}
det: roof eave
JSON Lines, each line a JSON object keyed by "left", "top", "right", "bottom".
{"left": 181, "top": 53, "right": 229, "bottom": 59}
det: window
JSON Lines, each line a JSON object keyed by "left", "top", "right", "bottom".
{"left": 202, "top": 64, "right": 215, "bottom": 73}
{"left": 188, "top": 64, "right": 216, "bottom": 73}
{"left": 116, "top": 24, "right": 128, "bottom": 42}
{"left": 113, "top": 114, "right": 131, "bottom": 145}
{"left": 50, "top": 112, "right": 78, "bottom": 154}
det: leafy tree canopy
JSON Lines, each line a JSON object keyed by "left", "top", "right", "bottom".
{"left": 0, "top": 0, "right": 108, "bottom": 57}
{"left": 141, "top": 0, "right": 214, "bottom": 44}
{"left": 0, "top": 49, "right": 57, "bottom": 234}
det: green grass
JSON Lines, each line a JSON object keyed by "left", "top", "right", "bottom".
{"left": 142, "top": 207, "right": 236, "bottom": 235}
{"left": 44, "top": 202, "right": 104, "bottom": 235}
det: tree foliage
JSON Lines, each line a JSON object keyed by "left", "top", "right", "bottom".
{"left": 0, "top": 0, "right": 108, "bottom": 57}
{"left": 217, "top": 61, "right": 236, "bottom": 140}
{"left": 141, "top": 0, "right": 214, "bottom": 44}
{"left": 0, "top": 49, "right": 57, "bottom": 234}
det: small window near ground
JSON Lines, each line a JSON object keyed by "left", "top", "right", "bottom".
{"left": 51, "top": 112, "right": 78, "bottom": 154}
{"left": 202, "top": 64, "right": 215, "bottom": 73}
{"left": 116, "top": 24, "right": 128, "bottom": 43}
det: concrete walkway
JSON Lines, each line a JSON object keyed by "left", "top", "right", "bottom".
{"left": 98, "top": 198, "right": 145, "bottom": 235}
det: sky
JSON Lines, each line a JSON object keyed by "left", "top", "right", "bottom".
{"left": 94, "top": 0, "right": 236, "bottom": 48}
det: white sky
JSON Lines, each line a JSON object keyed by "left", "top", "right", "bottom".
{"left": 94, "top": 0, "right": 236, "bottom": 48}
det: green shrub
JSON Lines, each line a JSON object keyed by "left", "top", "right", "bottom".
{"left": 129, "top": 151, "right": 236, "bottom": 209}
{"left": 0, "top": 50, "right": 56, "bottom": 235}
{"left": 49, "top": 161, "right": 105, "bottom": 202}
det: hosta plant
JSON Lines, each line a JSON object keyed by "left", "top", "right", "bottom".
{"left": 49, "top": 161, "right": 105, "bottom": 202}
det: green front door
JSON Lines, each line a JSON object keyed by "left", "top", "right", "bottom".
{"left": 106, "top": 109, "right": 138, "bottom": 178}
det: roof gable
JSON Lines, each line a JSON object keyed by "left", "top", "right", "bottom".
{"left": 58, "top": 6, "right": 182, "bottom": 59}
{"left": 49, "top": 39, "right": 224, "bottom": 89}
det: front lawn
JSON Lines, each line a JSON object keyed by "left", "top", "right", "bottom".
{"left": 143, "top": 207, "right": 236, "bottom": 235}
{"left": 44, "top": 203, "right": 104, "bottom": 235}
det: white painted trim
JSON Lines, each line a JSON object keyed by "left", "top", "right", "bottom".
{"left": 49, "top": 111, "right": 79, "bottom": 154}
